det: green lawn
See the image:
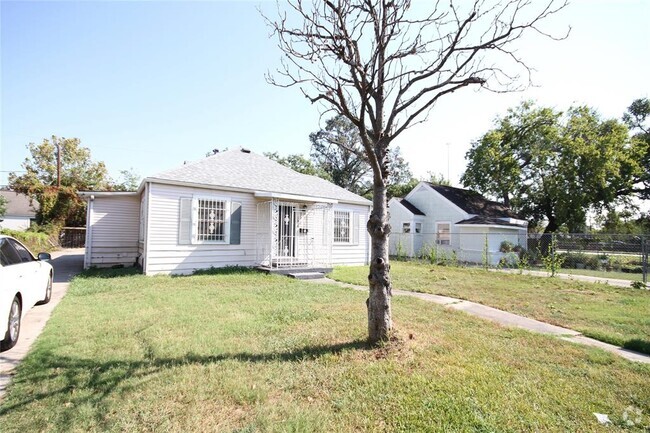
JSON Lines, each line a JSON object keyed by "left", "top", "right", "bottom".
{"left": 330, "top": 261, "right": 650, "bottom": 355}
{"left": 547, "top": 267, "right": 643, "bottom": 282}
{"left": 1, "top": 268, "right": 649, "bottom": 432}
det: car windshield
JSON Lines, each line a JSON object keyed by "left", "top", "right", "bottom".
{"left": 10, "top": 239, "right": 34, "bottom": 263}
{"left": 0, "top": 239, "right": 23, "bottom": 266}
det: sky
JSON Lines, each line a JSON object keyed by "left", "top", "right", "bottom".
{"left": 1, "top": 0, "right": 649, "bottom": 188}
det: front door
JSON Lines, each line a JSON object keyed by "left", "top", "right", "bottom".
{"left": 277, "top": 205, "right": 296, "bottom": 257}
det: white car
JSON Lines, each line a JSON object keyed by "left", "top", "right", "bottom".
{"left": 0, "top": 235, "right": 53, "bottom": 351}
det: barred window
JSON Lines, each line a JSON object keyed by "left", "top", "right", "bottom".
{"left": 197, "top": 199, "right": 226, "bottom": 242}
{"left": 333, "top": 211, "right": 350, "bottom": 243}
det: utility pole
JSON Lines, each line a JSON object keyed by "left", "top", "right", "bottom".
{"left": 446, "top": 142, "right": 450, "bottom": 185}
{"left": 56, "top": 141, "right": 61, "bottom": 188}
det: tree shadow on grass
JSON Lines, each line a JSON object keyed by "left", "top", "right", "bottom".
{"left": 75, "top": 266, "right": 142, "bottom": 279}
{"left": 174, "top": 265, "right": 261, "bottom": 277}
{"left": 0, "top": 339, "right": 370, "bottom": 429}
{"left": 75, "top": 266, "right": 264, "bottom": 280}
{"left": 623, "top": 339, "right": 650, "bottom": 356}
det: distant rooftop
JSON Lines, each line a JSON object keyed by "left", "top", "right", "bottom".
{"left": 0, "top": 191, "right": 38, "bottom": 217}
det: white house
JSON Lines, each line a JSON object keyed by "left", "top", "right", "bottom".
{"left": 388, "top": 182, "right": 527, "bottom": 265}
{"left": 80, "top": 149, "right": 372, "bottom": 275}
{"left": 0, "top": 191, "right": 38, "bottom": 231}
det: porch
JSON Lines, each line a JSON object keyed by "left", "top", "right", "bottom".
{"left": 255, "top": 199, "right": 334, "bottom": 269}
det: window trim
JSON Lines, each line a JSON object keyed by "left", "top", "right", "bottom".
{"left": 435, "top": 221, "right": 451, "bottom": 245}
{"left": 192, "top": 196, "right": 231, "bottom": 244}
{"left": 333, "top": 210, "right": 352, "bottom": 244}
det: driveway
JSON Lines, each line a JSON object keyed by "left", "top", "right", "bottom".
{"left": 0, "top": 248, "right": 84, "bottom": 399}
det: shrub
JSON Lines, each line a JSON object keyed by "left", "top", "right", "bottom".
{"left": 499, "top": 240, "right": 515, "bottom": 253}
{"left": 395, "top": 239, "right": 406, "bottom": 260}
{"left": 621, "top": 266, "right": 643, "bottom": 274}
{"left": 0, "top": 228, "right": 55, "bottom": 253}
{"left": 498, "top": 252, "right": 520, "bottom": 268}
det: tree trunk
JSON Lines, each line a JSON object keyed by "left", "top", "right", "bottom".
{"left": 366, "top": 181, "right": 392, "bottom": 344}
{"left": 544, "top": 215, "right": 558, "bottom": 233}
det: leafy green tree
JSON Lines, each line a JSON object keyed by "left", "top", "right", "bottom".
{"left": 9, "top": 136, "right": 111, "bottom": 227}
{"left": 309, "top": 115, "right": 368, "bottom": 194}
{"left": 387, "top": 178, "right": 419, "bottom": 199}
{"left": 263, "top": 152, "right": 330, "bottom": 179}
{"left": 111, "top": 169, "right": 141, "bottom": 192}
{"left": 623, "top": 98, "right": 650, "bottom": 199}
{"left": 387, "top": 172, "right": 450, "bottom": 200}
{"left": 309, "top": 115, "right": 412, "bottom": 197}
{"left": 425, "top": 172, "right": 452, "bottom": 187}
{"left": 596, "top": 210, "right": 650, "bottom": 235}
{"left": 462, "top": 102, "right": 642, "bottom": 233}
{"left": 0, "top": 196, "right": 6, "bottom": 218}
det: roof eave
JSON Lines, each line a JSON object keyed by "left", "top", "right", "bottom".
{"left": 78, "top": 191, "right": 139, "bottom": 198}
{"left": 146, "top": 177, "right": 371, "bottom": 206}
{"left": 457, "top": 223, "right": 526, "bottom": 229}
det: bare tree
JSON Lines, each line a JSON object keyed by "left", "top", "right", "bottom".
{"left": 265, "top": 0, "right": 568, "bottom": 344}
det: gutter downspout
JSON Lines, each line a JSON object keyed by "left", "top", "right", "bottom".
{"left": 85, "top": 195, "right": 94, "bottom": 269}
{"left": 143, "top": 182, "right": 151, "bottom": 275}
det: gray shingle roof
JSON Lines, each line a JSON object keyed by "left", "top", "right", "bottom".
{"left": 427, "top": 183, "right": 518, "bottom": 218}
{"left": 397, "top": 198, "right": 425, "bottom": 215}
{"left": 0, "top": 191, "right": 39, "bottom": 217}
{"left": 149, "top": 149, "right": 371, "bottom": 205}
{"left": 456, "top": 216, "right": 524, "bottom": 228}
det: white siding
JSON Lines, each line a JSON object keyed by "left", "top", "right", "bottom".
{"left": 388, "top": 199, "right": 416, "bottom": 257}
{"left": 87, "top": 195, "right": 140, "bottom": 268}
{"left": 405, "top": 184, "right": 468, "bottom": 252}
{"left": 457, "top": 226, "right": 524, "bottom": 265}
{"left": 145, "top": 183, "right": 258, "bottom": 275}
{"left": 0, "top": 216, "right": 32, "bottom": 231}
{"left": 331, "top": 203, "right": 371, "bottom": 266}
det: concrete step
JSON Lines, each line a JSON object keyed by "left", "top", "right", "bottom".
{"left": 287, "top": 272, "right": 326, "bottom": 280}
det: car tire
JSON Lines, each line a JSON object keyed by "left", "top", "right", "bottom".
{"left": 1, "top": 296, "right": 22, "bottom": 352}
{"left": 36, "top": 273, "right": 53, "bottom": 305}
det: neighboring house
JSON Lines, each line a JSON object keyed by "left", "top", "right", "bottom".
{"left": 79, "top": 149, "right": 372, "bottom": 275}
{"left": 0, "top": 191, "right": 38, "bottom": 231}
{"left": 388, "top": 182, "right": 527, "bottom": 265}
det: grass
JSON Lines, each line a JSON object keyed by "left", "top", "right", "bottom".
{"left": 1, "top": 267, "right": 649, "bottom": 432}
{"left": 330, "top": 261, "right": 650, "bottom": 355}
{"left": 541, "top": 267, "right": 644, "bottom": 282}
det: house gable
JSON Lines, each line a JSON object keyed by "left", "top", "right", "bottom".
{"left": 403, "top": 182, "right": 469, "bottom": 232}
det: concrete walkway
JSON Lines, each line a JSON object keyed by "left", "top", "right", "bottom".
{"left": 0, "top": 248, "right": 84, "bottom": 400}
{"left": 312, "top": 278, "right": 650, "bottom": 364}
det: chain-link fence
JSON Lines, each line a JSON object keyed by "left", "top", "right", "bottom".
{"left": 389, "top": 231, "right": 648, "bottom": 283}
